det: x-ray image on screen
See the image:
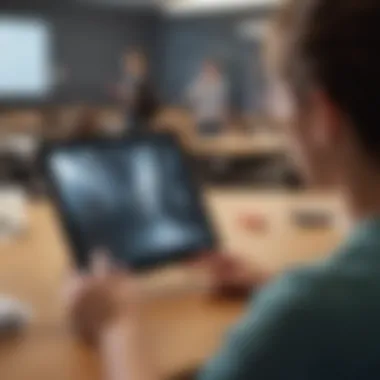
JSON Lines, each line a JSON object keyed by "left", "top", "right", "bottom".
{"left": 48, "top": 138, "right": 213, "bottom": 267}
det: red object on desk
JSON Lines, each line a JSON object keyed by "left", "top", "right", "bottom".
{"left": 238, "top": 214, "right": 268, "bottom": 232}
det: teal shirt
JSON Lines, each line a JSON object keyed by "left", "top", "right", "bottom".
{"left": 199, "top": 218, "right": 380, "bottom": 380}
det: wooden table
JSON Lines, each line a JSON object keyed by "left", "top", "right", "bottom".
{"left": 0, "top": 190, "right": 346, "bottom": 380}
{"left": 155, "top": 108, "right": 287, "bottom": 159}
{"left": 190, "top": 133, "right": 287, "bottom": 159}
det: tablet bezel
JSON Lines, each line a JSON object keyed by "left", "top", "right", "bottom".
{"left": 40, "top": 133, "right": 218, "bottom": 270}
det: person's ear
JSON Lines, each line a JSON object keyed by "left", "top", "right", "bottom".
{"left": 309, "top": 89, "right": 342, "bottom": 148}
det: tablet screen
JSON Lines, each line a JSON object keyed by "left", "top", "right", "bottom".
{"left": 45, "top": 136, "right": 215, "bottom": 268}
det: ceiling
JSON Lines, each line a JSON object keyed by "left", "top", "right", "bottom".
{"left": 78, "top": 0, "right": 280, "bottom": 13}
{"left": 78, "top": 0, "right": 157, "bottom": 7}
{"left": 2, "top": 0, "right": 279, "bottom": 12}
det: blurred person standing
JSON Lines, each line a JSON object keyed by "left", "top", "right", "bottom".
{"left": 117, "top": 49, "right": 159, "bottom": 134}
{"left": 186, "top": 59, "right": 229, "bottom": 136}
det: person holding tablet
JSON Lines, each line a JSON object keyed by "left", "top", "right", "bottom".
{"left": 66, "top": 0, "right": 380, "bottom": 379}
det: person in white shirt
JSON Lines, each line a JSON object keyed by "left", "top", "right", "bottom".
{"left": 186, "top": 59, "right": 229, "bottom": 136}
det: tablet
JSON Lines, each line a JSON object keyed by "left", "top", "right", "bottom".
{"left": 42, "top": 134, "right": 216, "bottom": 269}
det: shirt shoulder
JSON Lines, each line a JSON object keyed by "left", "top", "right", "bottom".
{"left": 198, "top": 267, "right": 330, "bottom": 380}
{"left": 199, "top": 226, "right": 380, "bottom": 380}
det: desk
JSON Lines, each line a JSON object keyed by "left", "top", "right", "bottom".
{"left": 0, "top": 190, "right": 345, "bottom": 379}
{"left": 190, "top": 133, "right": 286, "bottom": 159}
{"left": 155, "top": 108, "right": 286, "bottom": 159}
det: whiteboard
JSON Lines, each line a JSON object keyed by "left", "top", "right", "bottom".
{"left": 0, "top": 17, "right": 52, "bottom": 99}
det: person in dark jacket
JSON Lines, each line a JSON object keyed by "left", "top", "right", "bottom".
{"left": 119, "top": 49, "right": 159, "bottom": 133}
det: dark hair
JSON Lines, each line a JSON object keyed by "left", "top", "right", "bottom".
{"left": 75, "top": 107, "right": 99, "bottom": 139}
{"left": 274, "top": 0, "right": 380, "bottom": 162}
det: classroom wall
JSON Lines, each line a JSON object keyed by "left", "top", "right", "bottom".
{"left": 0, "top": 1, "right": 160, "bottom": 105}
{"left": 54, "top": 9, "right": 160, "bottom": 104}
{"left": 159, "top": 10, "right": 271, "bottom": 113}
{"left": 0, "top": 0, "right": 273, "bottom": 113}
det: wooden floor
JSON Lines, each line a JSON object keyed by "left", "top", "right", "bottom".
{"left": 0, "top": 189, "right": 347, "bottom": 379}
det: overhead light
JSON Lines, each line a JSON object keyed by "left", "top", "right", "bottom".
{"left": 164, "top": 0, "right": 281, "bottom": 15}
